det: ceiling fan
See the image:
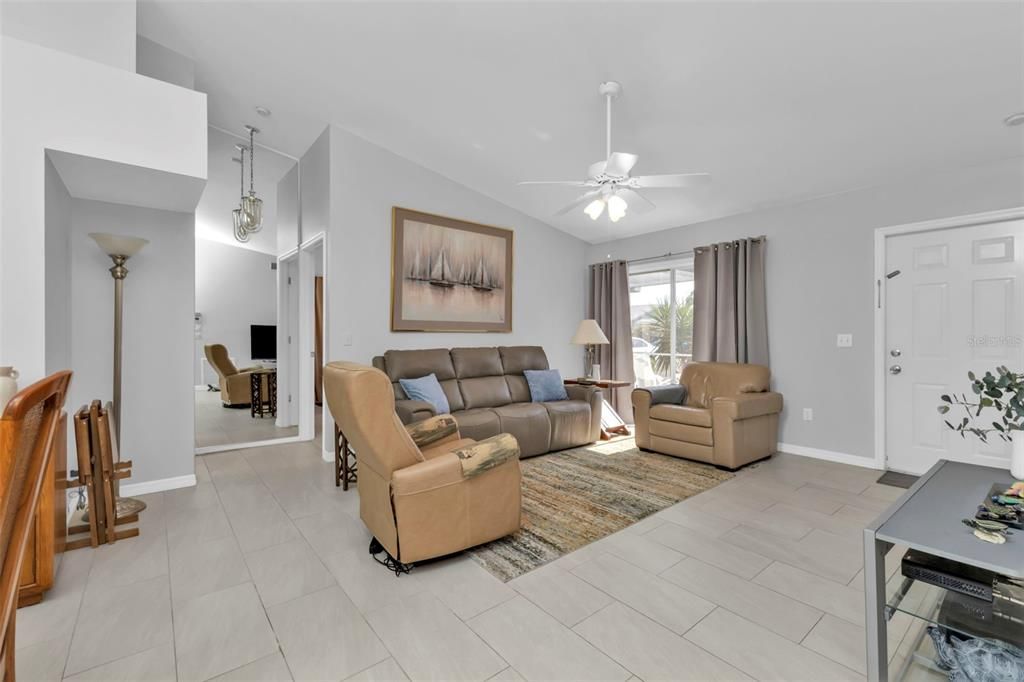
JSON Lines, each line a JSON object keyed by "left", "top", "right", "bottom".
{"left": 519, "top": 81, "right": 710, "bottom": 222}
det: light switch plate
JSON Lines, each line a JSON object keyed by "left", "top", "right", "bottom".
{"left": 342, "top": 333, "right": 353, "bottom": 347}
{"left": 837, "top": 333, "right": 853, "bottom": 348}
{"left": 803, "top": 408, "right": 813, "bottom": 421}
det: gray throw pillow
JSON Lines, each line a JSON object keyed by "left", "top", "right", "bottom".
{"left": 523, "top": 369, "right": 569, "bottom": 402}
{"left": 398, "top": 374, "right": 451, "bottom": 414}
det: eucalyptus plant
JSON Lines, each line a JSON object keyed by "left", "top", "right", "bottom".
{"left": 938, "top": 366, "right": 1024, "bottom": 443}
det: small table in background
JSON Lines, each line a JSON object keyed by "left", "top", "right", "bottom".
{"left": 249, "top": 369, "right": 277, "bottom": 418}
{"left": 564, "top": 378, "right": 632, "bottom": 440}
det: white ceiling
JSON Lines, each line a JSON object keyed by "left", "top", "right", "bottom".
{"left": 139, "top": 1, "right": 1024, "bottom": 244}
{"left": 195, "top": 127, "right": 296, "bottom": 255}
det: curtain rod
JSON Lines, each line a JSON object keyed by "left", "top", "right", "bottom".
{"left": 619, "top": 235, "right": 766, "bottom": 264}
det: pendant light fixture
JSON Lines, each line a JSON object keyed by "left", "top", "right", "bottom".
{"left": 232, "top": 145, "right": 250, "bottom": 243}
{"left": 241, "top": 124, "right": 263, "bottom": 233}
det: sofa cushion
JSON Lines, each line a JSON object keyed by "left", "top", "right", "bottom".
{"left": 649, "top": 404, "right": 712, "bottom": 427}
{"left": 543, "top": 400, "right": 592, "bottom": 451}
{"left": 492, "top": 403, "right": 551, "bottom": 457}
{"left": 452, "top": 408, "right": 501, "bottom": 442}
{"left": 524, "top": 369, "right": 568, "bottom": 402}
{"left": 650, "top": 419, "right": 713, "bottom": 446}
{"left": 460, "top": 376, "right": 512, "bottom": 409}
{"left": 452, "top": 347, "right": 504, "bottom": 378}
{"left": 398, "top": 374, "right": 451, "bottom": 415}
{"left": 383, "top": 349, "right": 456, "bottom": 382}
{"left": 505, "top": 375, "right": 532, "bottom": 403}
{"left": 498, "top": 346, "right": 549, "bottom": 375}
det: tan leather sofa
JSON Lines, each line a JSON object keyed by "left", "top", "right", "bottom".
{"left": 372, "top": 346, "right": 601, "bottom": 457}
{"left": 632, "top": 362, "right": 783, "bottom": 470}
{"left": 323, "top": 361, "right": 522, "bottom": 565}
{"left": 204, "top": 344, "right": 263, "bottom": 406}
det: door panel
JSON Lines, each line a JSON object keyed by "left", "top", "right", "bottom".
{"left": 885, "top": 219, "right": 1024, "bottom": 474}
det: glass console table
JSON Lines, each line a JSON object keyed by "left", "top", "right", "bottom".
{"left": 864, "top": 460, "right": 1024, "bottom": 681}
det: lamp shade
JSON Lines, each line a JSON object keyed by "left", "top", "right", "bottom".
{"left": 89, "top": 233, "right": 148, "bottom": 257}
{"left": 571, "top": 319, "right": 610, "bottom": 345}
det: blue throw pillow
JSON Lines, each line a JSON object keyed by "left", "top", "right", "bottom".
{"left": 524, "top": 369, "right": 568, "bottom": 402}
{"left": 399, "top": 374, "right": 451, "bottom": 415}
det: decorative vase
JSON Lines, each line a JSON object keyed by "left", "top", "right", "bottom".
{"left": 1013, "top": 432, "right": 1024, "bottom": 481}
{"left": 0, "top": 366, "right": 19, "bottom": 412}
{"left": 591, "top": 363, "right": 602, "bottom": 382}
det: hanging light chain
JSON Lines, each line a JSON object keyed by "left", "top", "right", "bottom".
{"left": 249, "top": 126, "right": 255, "bottom": 194}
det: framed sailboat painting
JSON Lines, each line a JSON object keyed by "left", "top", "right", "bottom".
{"left": 391, "top": 207, "right": 514, "bottom": 332}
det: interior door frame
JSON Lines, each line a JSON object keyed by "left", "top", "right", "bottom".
{"left": 297, "top": 231, "right": 329, "bottom": 457}
{"left": 873, "top": 207, "right": 1024, "bottom": 471}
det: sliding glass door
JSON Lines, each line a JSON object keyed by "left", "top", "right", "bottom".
{"left": 628, "top": 255, "right": 694, "bottom": 387}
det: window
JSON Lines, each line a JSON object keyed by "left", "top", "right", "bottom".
{"left": 628, "top": 255, "right": 694, "bottom": 387}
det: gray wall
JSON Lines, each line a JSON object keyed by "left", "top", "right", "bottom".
{"left": 587, "top": 157, "right": 1024, "bottom": 462}
{"left": 68, "top": 199, "right": 195, "bottom": 486}
{"left": 327, "top": 125, "right": 587, "bottom": 376}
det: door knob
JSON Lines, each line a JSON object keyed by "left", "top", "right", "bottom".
{"left": 890, "top": 349, "right": 901, "bottom": 357}
{"left": 889, "top": 365, "right": 902, "bottom": 375}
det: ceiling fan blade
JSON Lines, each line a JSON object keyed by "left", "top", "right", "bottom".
{"left": 587, "top": 160, "right": 607, "bottom": 179}
{"left": 518, "top": 180, "right": 590, "bottom": 186}
{"left": 631, "top": 173, "right": 711, "bottom": 188}
{"left": 604, "top": 152, "right": 639, "bottom": 177}
{"left": 616, "top": 188, "right": 655, "bottom": 214}
{"left": 554, "top": 190, "right": 602, "bottom": 216}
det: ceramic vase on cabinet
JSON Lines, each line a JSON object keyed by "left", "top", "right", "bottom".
{"left": 0, "top": 367, "right": 18, "bottom": 412}
{"left": 1012, "top": 431, "right": 1024, "bottom": 480}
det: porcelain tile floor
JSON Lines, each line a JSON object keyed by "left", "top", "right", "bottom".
{"left": 17, "top": 442, "right": 942, "bottom": 681}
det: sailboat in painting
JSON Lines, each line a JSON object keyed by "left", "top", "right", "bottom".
{"left": 472, "top": 256, "right": 494, "bottom": 292}
{"left": 429, "top": 248, "right": 456, "bottom": 288}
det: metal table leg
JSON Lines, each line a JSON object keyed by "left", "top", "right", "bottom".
{"left": 864, "top": 529, "right": 893, "bottom": 681}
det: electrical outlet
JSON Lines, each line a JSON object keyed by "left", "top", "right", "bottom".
{"left": 837, "top": 333, "right": 853, "bottom": 348}
{"left": 803, "top": 408, "right": 814, "bottom": 421}
{"left": 342, "top": 333, "right": 353, "bottom": 347}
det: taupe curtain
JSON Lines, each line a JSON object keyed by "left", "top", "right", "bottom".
{"left": 314, "top": 276, "right": 324, "bottom": 405}
{"left": 587, "top": 261, "right": 635, "bottom": 412}
{"left": 692, "top": 237, "right": 769, "bottom": 366}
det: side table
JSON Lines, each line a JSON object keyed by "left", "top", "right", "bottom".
{"left": 250, "top": 369, "right": 277, "bottom": 418}
{"left": 864, "top": 459, "right": 1024, "bottom": 681}
{"left": 334, "top": 423, "right": 357, "bottom": 490}
{"left": 564, "top": 378, "right": 632, "bottom": 440}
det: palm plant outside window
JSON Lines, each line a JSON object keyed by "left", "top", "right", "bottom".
{"left": 628, "top": 255, "right": 694, "bottom": 387}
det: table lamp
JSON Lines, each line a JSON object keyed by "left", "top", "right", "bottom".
{"left": 571, "top": 319, "right": 610, "bottom": 380}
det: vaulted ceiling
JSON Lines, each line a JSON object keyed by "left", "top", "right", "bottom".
{"left": 139, "top": 1, "right": 1024, "bottom": 244}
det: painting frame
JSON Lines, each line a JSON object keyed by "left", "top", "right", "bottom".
{"left": 391, "top": 207, "right": 514, "bottom": 332}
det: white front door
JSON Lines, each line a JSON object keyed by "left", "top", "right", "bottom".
{"left": 885, "top": 219, "right": 1024, "bottom": 474}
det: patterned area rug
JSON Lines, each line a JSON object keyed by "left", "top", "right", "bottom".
{"left": 467, "top": 438, "right": 733, "bottom": 582}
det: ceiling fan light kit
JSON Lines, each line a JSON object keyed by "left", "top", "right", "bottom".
{"left": 519, "top": 81, "right": 711, "bottom": 224}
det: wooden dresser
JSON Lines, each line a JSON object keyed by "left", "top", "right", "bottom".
{"left": 17, "top": 412, "right": 65, "bottom": 607}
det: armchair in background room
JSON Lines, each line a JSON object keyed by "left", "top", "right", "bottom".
{"left": 204, "top": 344, "right": 263, "bottom": 407}
{"left": 632, "top": 362, "right": 783, "bottom": 470}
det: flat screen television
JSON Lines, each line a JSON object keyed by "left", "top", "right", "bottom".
{"left": 250, "top": 324, "right": 277, "bottom": 362}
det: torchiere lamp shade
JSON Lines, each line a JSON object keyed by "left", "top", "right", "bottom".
{"left": 89, "top": 233, "right": 149, "bottom": 258}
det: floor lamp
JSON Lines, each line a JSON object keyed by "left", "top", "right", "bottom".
{"left": 89, "top": 233, "right": 148, "bottom": 445}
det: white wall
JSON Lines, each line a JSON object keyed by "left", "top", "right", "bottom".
{"left": 136, "top": 35, "right": 194, "bottom": 89}
{"left": 1, "top": 37, "right": 206, "bottom": 386}
{"left": 277, "top": 163, "right": 300, "bottom": 255}
{"left": 44, "top": 157, "right": 72, "bottom": 375}
{"left": 1, "top": 0, "right": 136, "bottom": 71}
{"left": 301, "top": 127, "right": 331, "bottom": 243}
{"left": 327, "top": 125, "right": 587, "bottom": 375}
{"left": 195, "top": 238, "right": 278, "bottom": 384}
{"left": 587, "top": 157, "right": 1024, "bottom": 463}
{"left": 68, "top": 199, "right": 195, "bottom": 486}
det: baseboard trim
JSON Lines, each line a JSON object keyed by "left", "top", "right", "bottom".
{"left": 777, "top": 442, "right": 882, "bottom": 470}
{"left": 120, "top": 474, "right": 197, "bottom": 496}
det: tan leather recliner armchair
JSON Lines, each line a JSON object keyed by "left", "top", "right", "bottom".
{"left": 632, "top": 362, "right": 783, "bottom": 470}
{"left": 323, "top": 361, "right": 522, "bottom": 567}
{"left": 204, "top": 344, "right": 263, "bottom": 406}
